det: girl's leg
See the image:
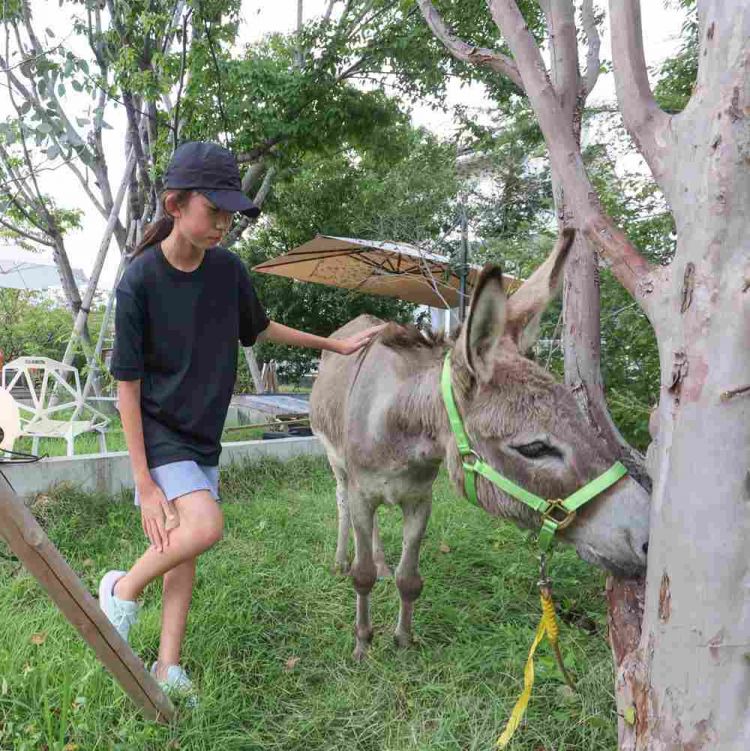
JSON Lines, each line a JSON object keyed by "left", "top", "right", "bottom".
{"left": 154, "top": 557, "right": 196, "bottom": 679}
{"left": 114, "top": 490, "right": 223, "bottom": 601}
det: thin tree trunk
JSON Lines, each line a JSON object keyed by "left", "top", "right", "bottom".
{"left": 562, "top": 229, "right": 650, "bottom": 486}
{"left": 58, "top": 152, "right": 135, "bottom": 370}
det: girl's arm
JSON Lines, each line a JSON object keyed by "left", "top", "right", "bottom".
{"left": 256, "top": 320, "right": 386, "bottom": 355}
{"left": 118, "top": 380, "right": 175, "bottom": 552}
{"left": 118, "top": 380, "right": 151, "bottom": 489}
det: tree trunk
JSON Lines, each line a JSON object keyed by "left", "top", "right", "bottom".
{"left": 420, "top": 0, "right": 748, "bottom": 747}
{"left": 612, "top": 3, "right": 750, "bottom": 743}
{"left": 562, "top": 230, "right": 650, "bottom": 487}
{"left": 614, "top": 220, "right": 749, "bottom": 750}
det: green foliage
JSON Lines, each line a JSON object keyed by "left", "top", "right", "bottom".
{"left": 0, "top": 290, "right": 73, "bottom": 363}
{"left": 236, "top": 126, "right": 459, "bottom": 384}
{"left": 0, "top": 460, "right": 618, "bottom": 749}
{"left": 179, "top": 33, "right": 410, "bottom": 167}
{"left": 654, "top": 1, "right": 698, "bottom": 114}
{"left": 321, "top": 0, "right": 545, "bottom": 103}
{"left": 459, "top": 115, "right": 669, "bottom": 451}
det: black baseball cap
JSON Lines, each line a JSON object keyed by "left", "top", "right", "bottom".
{"left": 164, "top": 141, "right": 260, "bottom": 218}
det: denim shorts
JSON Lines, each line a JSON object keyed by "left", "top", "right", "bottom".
{"left": 134, "top": 460, "right": 220, "bottom": 506}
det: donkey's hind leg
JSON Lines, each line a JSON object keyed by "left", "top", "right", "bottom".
{"left": 372, "top": 512, "right": 392, "bottom": 579}
{"left": 394, "top": 496, "right": 432, "bottom": 649}
{"left": 349, "top": 496, "right": 378, "bottom": 662}
{"left": 330, "top": 462, "right": 351, "bottom": 575}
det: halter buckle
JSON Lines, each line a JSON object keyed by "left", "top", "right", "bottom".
{"left": 542, "top": 500, "right": 576, "bottom": 531}
{"left": 461, "top": 449, "right": 480, "bottom": 465}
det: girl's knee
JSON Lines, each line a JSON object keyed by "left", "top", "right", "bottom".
{"left": 176, "top": 494, "right": 224, "bottom": 553}
{"left": 203, "top": 512, "right": 224, "bottom": 549}
{"left": 190, "top": 507, "right": 223, "bottom": 552}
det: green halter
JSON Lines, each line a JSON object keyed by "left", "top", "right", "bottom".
{"left": 441, "top": 352, "right": 628, "bottom": 551}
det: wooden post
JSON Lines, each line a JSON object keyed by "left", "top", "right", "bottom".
{"left": 0, "top": 479, "right": 175, "bottom": 723}
{"left": 243, "top": 346, "right": 265, "bottom": 393}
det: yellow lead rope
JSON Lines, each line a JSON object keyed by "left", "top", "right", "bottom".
{"left": 497, "top": 589, "right": 572, "bottom": 749}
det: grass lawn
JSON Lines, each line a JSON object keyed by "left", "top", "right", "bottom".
{"left": 0, "top": 458, "right": 617, "bottom": 750}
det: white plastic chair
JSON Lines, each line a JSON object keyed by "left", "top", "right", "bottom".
{"left": 1, "top": 357, "right": 110, "bottom": 457}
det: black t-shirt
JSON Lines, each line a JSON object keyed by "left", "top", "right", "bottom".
{"left": 110, "top": 244, "right": 269, "bottom": 468}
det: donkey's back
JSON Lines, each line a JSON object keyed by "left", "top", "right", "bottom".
{"left": 310, "top": 313, "right": 385, "bottom": 457}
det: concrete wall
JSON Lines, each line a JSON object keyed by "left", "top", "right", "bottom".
{"left": 1, "top": 437, "right": 325, "bottom": 500}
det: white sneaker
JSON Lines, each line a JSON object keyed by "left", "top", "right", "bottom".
{"left": 151, "top": 662, "right": 198, "bottom": 707}
{"left": 98, "top": 570, "right": 140, "bottom": 643}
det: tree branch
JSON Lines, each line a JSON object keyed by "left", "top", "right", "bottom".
{"left": 14, "top": 14, "right": 92, "bottom": 163}
{"left": 0, "top": 145, "right": 38, "bottom": 209}
{"left": 0, "top": 217, "right": 53, "bottom": 246}
{"left": 224, "top": 166, "right": 277, "bottom": 249}
{"left": 123, "top": 91, "right": 153, "bottom": 200}
{"left": 322, "top": 0, "right": 337, "bottom": 26}
{"left": 581, "top": 0, "right": 601, "bottom": 98}
{"left": 485, "top": 0, "right": 655, "bottom": 307}
{"left": 542, "top": 0, "right": 580, "bottom": 118}
{"left": 607, "top": 0, "right": 672, "bottom": 182}
{"left": 172, "top": 7, "right": 191, "bottom": 149}
{"left": 416, "top": 0, "right": 523, "bottom": 90}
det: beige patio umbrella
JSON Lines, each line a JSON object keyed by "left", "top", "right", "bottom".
{"left": 252, "top": 235, "right": 520, "bottom": 309}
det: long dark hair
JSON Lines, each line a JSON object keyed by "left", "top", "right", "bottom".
{"left": 130, "top": 190, "right": 192, "bottom": 258}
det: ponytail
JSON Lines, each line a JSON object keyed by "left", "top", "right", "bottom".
{"left": 130, "top": 216, "right": 173, "bottom": 258}
{"left": 129, "top": 189, "right": 192, "bottom": 259}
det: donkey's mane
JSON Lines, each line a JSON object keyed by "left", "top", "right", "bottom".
{"left": 379, "top": 322, "right": 458, "bottom": 352}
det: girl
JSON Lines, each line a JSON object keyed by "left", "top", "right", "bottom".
{"left": 99, "top": 141, "right": 382, "bottom": 699}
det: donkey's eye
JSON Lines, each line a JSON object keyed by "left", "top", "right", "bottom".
{"left": 513, "top": 441, "right": 561, "bottom": 460}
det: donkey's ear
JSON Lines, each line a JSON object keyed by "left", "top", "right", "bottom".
{"left": 506, "top": 228, "right": 574, "bottom": 353}
{"left": 460, "top": 265, "right": 507, "bottom": 377}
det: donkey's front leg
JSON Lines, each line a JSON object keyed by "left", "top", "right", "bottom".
{"left": 394, "top": 497, "right": 431, "bottom": 649}
{"left": 350, "top": 499, "right": 378, "bottom": 662}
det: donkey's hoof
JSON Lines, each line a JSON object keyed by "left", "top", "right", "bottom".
{"left": 393, "top": 630, "right": 412, "bottom": 649}
{"left": 376, "top": 562, "right": 393, "bottom": 579}
{"left": 352, "top": 645, "right": 369, "bottom": 663}
{"left": 332, "top": 560, "right": 350, "bottom": 577}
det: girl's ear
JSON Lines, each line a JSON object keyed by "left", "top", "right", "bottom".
{"left": 163, "top": 192, "right": 183, "bottom": 219}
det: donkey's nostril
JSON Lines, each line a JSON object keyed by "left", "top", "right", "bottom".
{"left": 642, "top": 542, "right": 649, "bottom": 555}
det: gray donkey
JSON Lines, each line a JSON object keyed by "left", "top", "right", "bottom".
{"left": 310, "top": 230, "right": 650, "bottom": 660}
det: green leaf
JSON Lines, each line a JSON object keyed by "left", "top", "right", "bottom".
{"left": 623, "top": 706, "right": 636, "bottom": 726}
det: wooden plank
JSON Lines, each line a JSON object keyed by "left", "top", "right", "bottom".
{"left": 0, "top": 481, "right": 175, "bottom": 723}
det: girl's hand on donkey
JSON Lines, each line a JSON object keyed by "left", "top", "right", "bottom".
{"left": 138, "top": 480, "right": 178, "bottom": 553}
{"left": 334, "top": 324, "right": 387, "bottom": 356}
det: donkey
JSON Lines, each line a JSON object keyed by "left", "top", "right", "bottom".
{"left": 309, "top": 230, "right": 650, "bottom": 660}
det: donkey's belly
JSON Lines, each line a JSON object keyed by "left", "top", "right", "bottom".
{"left": 353, "top": 460, "right": 442, "bottom": 506}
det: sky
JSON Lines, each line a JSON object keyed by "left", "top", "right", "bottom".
{"left": 3, "top": 1, "right": 687, "bottom": 291}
